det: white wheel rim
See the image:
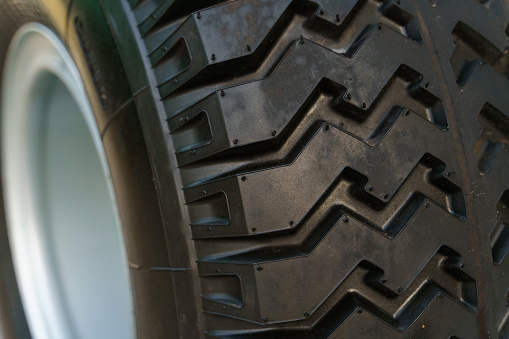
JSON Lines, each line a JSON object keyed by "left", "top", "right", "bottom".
{"left": 1, "top": 23, "right": 135, "bottom": 339}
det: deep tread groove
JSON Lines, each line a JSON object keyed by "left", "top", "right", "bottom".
{"left": 123, "top": 0, "right": 509, "bottom": 336}
{"left": 451, "top": 21, "right": 509, "bottom": 87}
{"left": 150, "top": 0, "right": 422, "bottom": 101}
{"left": 474, "top": 103, "right": 509, "bottom": 175}
{"left": 204, "top": 247, "right": 476, "bottom": 336}
{"left": 171, "top": 64, "right": 446, "bottom": 170}
{"left": 200, "top": 155, "right": 465, "bottom": 261}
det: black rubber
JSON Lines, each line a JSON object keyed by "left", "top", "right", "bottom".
{"left": 123, "top": 0, "right": 509, "bottom": 337}
{"left": 2, "top": 0, "right": 509, "bottom": 338}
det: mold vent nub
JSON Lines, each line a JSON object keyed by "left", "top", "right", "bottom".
{"left": 188, "top": 191, "right": 230, "bottom": 226}
{"left": 173, "top": 111, "right": 213, "bottom": 153}
{"left": 491, "top": 191, "right": 509, "bottom": 265}
{"left": 201, "top": 274, "right": 243, "bottom": 308}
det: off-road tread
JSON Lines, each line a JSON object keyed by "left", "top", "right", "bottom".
{"left": 147, "top": 0, "right": 423, "bottom": 105}
{"left": 206, "top": 246, "right": 476, "bottom": 337}
{"left": 124, "top": 0, "right": 509, "bottom": 337}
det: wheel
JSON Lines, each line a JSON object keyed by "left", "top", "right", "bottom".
{"left": 1, "top": 0, "right": 509, "bottom": 338}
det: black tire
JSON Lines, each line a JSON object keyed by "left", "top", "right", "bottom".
{"left": 2, "top": 0, "right": 509, "bottom": 338}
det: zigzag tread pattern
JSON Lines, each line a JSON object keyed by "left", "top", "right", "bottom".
{"left": 125, "top": 0, "right": 509, "bottom": 336}
{"left": 198, "top": 203, "right": 475, "bottom": 322}
{"left": 184, "top": 110, "right": 463, "bottom": 239}
{"left": 146, "top": 0, "right": 423, "bottom": 107}
{"left": 169, "top": 31, "right": 445, "bottom": 168}
{"left": 205, "top": 247, "right": 476, "bottom": 336}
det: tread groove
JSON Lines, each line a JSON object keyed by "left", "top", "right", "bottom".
{"left": 474, "top": 103, "right": 509, "bottom": 175}
{"left": 204, "top": 247, "right": 476, "bottom": 336}
{"left": 121, "top": 0, "right": 509, "bottom": 335}
{"left": 151, "top": 0, "right": 422, "bottom": 101}
{"left": 451, "top": 21, "right": 509, "bottom": 87}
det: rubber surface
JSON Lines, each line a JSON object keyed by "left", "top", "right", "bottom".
{"left": 123, "top": 0, "right": 509, "bottom": 337}
{"left": 3, "top": 0, "right": 509, "bottom": 338}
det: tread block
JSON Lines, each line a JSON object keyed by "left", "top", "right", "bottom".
{"left": 173, "top": 66, "right": 447, "bottom": 188}
{"left": 125, "top": 0, "right": 509, "bottom": 336}
{"left": 203, "top": 158, "right": 465, "bottom": 260}
{"left": 152, "top": 0, "right": 426, "bottom": 102}
{"left": 136, "top": 0, "right": 234, "bottom": 36}
{"left": 172, "top": 68, "right": 446, "bottom": 168}
{"left": 192, "top": 0, "right": 292, "bottom": 64}
{"left": 170, "top": 30, "right": 443, "bottom": 166}
{"left": 202, "top": 246, "right": 476, "bottom": 328}
{"left": 212, "top": 28, "right": 433, "bottom": 146}
{"left": 185, "top": 111, "right": 463, "bottom": 238}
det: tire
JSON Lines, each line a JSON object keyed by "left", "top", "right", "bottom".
{"left": 1, "top": 0, "right": 509, "bottom": 338}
